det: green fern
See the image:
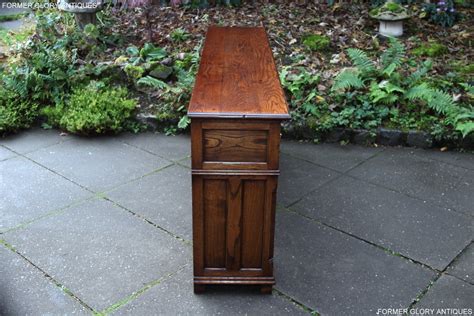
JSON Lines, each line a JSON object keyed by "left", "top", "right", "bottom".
{"left": 407, "top": 60, "right": 433, "bottom": 84}
{"left": 381, "top": 37, "right": 405, "bottom": 74}
{"left": 428, "top": 89, "right": 456, "bottom": 114}
{"left": 406, "top": 84, "right": 454, "bottom": 114}
{"left": 332, "top": 69, "right": 365, "bottom": 91}
{"left": 136, "top": 76, "right": 170, "bottom": 90}
{"left": 405, "top": 83, "right": 432, "bottom": 101}
{"left": 347, "top": 48, "right": 375, "bottom": 73}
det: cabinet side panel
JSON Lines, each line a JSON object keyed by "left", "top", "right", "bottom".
{"left": 203, "top": 179, "right": 227, "bottom": 268}
{"left": 241, "top": 180, "right": 265, "bottom": 269}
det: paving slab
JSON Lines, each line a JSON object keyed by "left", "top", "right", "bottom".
{"left": 0, "top": 156, "right": 91, "bottom": 232}
{"left": 113, "top": 266, "right": 307, "bottom": 316}
{"left": 442, "top": 170, "right": 474, "bottom": 216}
{"left": 0, "top": 246, "right": 90, "bottom": 315}
{"left": 415, "top": 275, "right": 474, "bottom": 310}
{"left": 281, "top": 141, "right": 383, "bottom": 172}
{"left": 348, "top": 148, "right": 471, "bottom": 215}
{"left": 26, "top": 137, "right": 172, "bottom": 192}
{"left": 413, "top": 148, "right": 474, "bottom": 171}
{"left": 106, "top": 164, "right": 192, "bottom": 240}
{"left": 278, "top": 153, "right": 339, "bottom": 207}
{"left": 120, "top": 132, "right": 190, "bottom": 161}
{"left": 0, "top": 145, "right": 16, "bottom": 160}
{"left": 0, "top": 128, "right": 70, "bottom": 154}
{"left": 3, "top": 198, "right": 191, "bottom": 311}
{"left": 274, "top": 210, "right": 436, "bottom": 315}
{"left": 447, "top": 243, "right": 474, "bottom": 284}
{"left": 291, "top": 176, "right": 473, "bottom": 271}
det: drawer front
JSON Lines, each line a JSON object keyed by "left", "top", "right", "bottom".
{"left": 192, "top": 175, "right": 277, "bottom": 278}
{"left": 191, "top": 119, "right": 281, "bottom": 170}
{"left": 203, "top": 129, "right": 268, "bottom": 163}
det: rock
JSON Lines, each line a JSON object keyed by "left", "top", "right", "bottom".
{"left": 149, "top": 65, "right": 173, "bottom": 80}
{"left": 377, "top": 128, "right": 405, "bottom": 146}
{"left": 353, "top": 129, "right": 376, "bottom": 145}
{"left": 325, "top": 128, "right": 349, "bottom": 143}
{"left": 161, "top": 57, "right": 173, "bottom": 66}
{"left": 136, "top": 113, "right": 157, "bottom": 131}
{"left": 406, "top": 131, "right": 433, "bottom": 148}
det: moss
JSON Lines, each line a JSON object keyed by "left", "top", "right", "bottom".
{"left": 370, "top": 1, "right": 409, "bottom": 19}
{"left": 124, "top": 64, "right": 144, "bottom": 80}
{"left": 412, "top": 42, "right": 448, "bottom": 57}
{"left": 370, "top": 8, "right": 380, "bottom": 16}
{"left": 302, "top": 34, "right": 331, "bottom": 52}
{"left": 386, "top": 2, "right": 403, "bottom": 12}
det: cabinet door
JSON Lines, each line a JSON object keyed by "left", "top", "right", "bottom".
{"left": 192, "top": 175, "right": 277, "bottom": 278}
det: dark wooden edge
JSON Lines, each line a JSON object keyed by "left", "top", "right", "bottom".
{"left": 191, "top": 170, "right": 280, "bottom": 176}
{"left": 188, "top": 112, "right": 291, "bottom": 119}
{"left": 194, "top": 276, "right": 276, "bottom": 285}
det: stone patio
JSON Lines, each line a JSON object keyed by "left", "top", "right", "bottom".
{"left": 1, "top": 129, "right": 473, "bottom": 315}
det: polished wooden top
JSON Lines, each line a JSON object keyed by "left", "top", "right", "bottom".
{"left": 188, "top": 26, "right": 290, "bottom": 119}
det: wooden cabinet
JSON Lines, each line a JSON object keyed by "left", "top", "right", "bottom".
{"left": 188, "top": 26, "right": 289, "bottom": 293}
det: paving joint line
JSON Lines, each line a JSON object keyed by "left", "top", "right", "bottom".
{"left": 444, "top": 271, "right": 474, "bottom": 286}
{"left": 0, "top": 195, "right": 100, "bottom": 235}
{"left": 273, "top": 287, "right": 318, "bottom": 315}
{"left": 0, "top": 134, "right": 72, "bottom": 158}
{"left": 8, "top": 147, "right": 95, "bottom": 194}
{"left": 121, "top": 139, "right": 190, "bottom": 166}
{"left": 102, "top": 197, "right": 192, "bottom": 246}
{"left": 405, "top": 240, "right": 473, "bottom": 312}
{"left": 283, "top": 207, "right": 440, "bottom": 274}
{"left": 280, "top": 144, "right": 386, "bottom": 175}
{"left": 412, "top": 149, "right": 474, "bottom": 172}
{"left": 0, "top": 239, "right": 97, "bottom": 314}
{"left": 284, "top": 172, "right": 346, "bottom": 209}
{"left": 344, "top": 172, "right": 474, "bottom": 219}
{"left": 99, "top": 262, "right": 191, "bottom": 315}
{"left": 283, "top": 147, "right": 386, "bottom": 209}
{"left": 98, "top": 162, "right": 176, "bottom": 195}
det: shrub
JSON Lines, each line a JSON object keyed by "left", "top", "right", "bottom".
{"left": 0, "top": 88, "right": 39, "bottom": 135}
{"left": 302, "top": 35, "right": 330, "bottom": 52}
{"left": 43, "top": 83, "right": 137, "bottom": 135}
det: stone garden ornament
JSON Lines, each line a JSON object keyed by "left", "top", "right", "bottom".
{"left": 57, "top": 0, "right": 103, "bottom": 29}
{"left": 370, "top": 0, "right": 411, "bottom": 37}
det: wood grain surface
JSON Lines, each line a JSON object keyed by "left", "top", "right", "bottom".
{"left": 188, "top": 26, "right": 289, "bottom": 119}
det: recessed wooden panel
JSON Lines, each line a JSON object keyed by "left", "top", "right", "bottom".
{"left": 203, "top": 129, "right": 268, "bottom": 163}
{"left": 203, "top": 179, "right": 227, "bottom": 268}
{"left": 241, "top": 180, "right": 265, "bottom": 269}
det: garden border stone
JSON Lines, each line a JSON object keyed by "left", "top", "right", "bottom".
{"left": 280, "top": 121, "right": 473, "bottom": 150}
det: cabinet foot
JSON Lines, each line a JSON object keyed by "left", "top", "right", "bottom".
{"left": 194, "top": 284, "right": 206, "bottom": 294}
{"left": 260, "top": 285, "right": 273, "bottom": 294}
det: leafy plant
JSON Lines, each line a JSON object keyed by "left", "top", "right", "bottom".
{"left": 42, "top": 82, "right": 137, "bottom": 135}
{"left": 332, "top": 38, "right": 473, "bottom": 137}
{"left": 126, "top": 43, "right": 167, "bottom": 65}
{"left": 170, "top": 28, "right": 190, "bottom": 42}
{"left": 423, "top": 0, "right": 459, "bottom": 27}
